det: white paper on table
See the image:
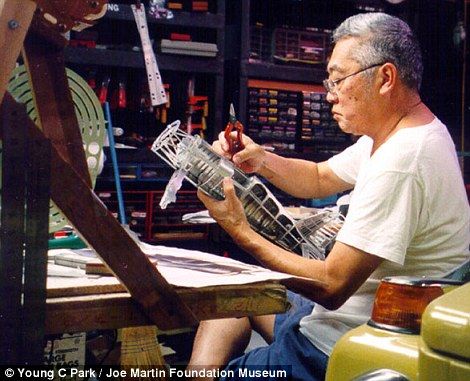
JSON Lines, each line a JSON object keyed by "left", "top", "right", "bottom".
{"left": 138, "top": 241, "right": 293, "bottom": 288}
{"left": 48, "top": 232, "right": 295, "bottom": 288}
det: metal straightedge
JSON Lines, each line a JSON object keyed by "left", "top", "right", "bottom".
{"left": 151, "top": 121, "right": 344, "bottom": 259}
{"left": 131, "top": 4, "right": 168, "bottom": 106}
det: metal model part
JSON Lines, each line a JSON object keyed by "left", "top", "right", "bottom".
{"left": 295, "top": 209, "right": 345, "bottom": 259}
{"left": 151, "top": 121, "right": 344, "bottom": 259}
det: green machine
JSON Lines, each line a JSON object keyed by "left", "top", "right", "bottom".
{"left": 2, "top": 65, "right": 106, "bottom": 248}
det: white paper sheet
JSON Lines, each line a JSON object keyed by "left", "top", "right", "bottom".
{"left": 139, "top": 242, "right": 293, "bottom": 287}
{"left": 49, "top": 241, "right": 293, "bottom": 288}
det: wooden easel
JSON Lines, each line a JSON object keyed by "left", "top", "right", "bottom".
{"left": 0, "top": 0, "right": 198, "bottom": 365}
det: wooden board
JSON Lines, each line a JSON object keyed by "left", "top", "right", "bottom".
{"left": 0, "top": 94, "right": 197, "bottom": 330}
{"left": 23, "top": 28, "right": 91, "bottom": 186}
{"left": 45, "top": 282, "right": 289, "bottom": 335}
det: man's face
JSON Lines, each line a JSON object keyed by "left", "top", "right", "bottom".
{"left": 326, "top": 38, "right": 377, "bottom": 136}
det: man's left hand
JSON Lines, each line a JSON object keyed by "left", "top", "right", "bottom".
{"left": 197, "top": 177, "right": 251, "bottom": 242}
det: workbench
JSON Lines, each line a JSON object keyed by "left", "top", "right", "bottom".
{"left": 46, "top": 273, "right": 289, "bottom": 335}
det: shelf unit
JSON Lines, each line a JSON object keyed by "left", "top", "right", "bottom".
{"left": 97, "top": 189, "right": 210, "bottom": 243}
{"left": 63, "top": 1, "right": 229, "bottom": 247}
{"left": 104, "top": 4, "right": 225, "bottom": 28}
{"left": 65, "top": 1, "right": 227, "bottom": 140}
{"left": 236, "top": 0, "right": 363, "bottom": 156}
{"left": 64, "top": 47, "right": 224, "bottom": 74}
{"left": 98, "top": 160, "right": 174, "bottom": 183}
{"left": 241, "top": 61, "right": 325, "bottom": 84}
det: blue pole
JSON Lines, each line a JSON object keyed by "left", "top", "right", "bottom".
{"left": 104, "top": 102, "right": 127, "bottom": 225}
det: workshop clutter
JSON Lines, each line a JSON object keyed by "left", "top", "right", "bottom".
{"left": 250, "top": 25, "right": 332, "bottom": 66}
{"left": 274, "top": 28, "right": 331, "bottom": 65}
{"left": 187, "top": 95, "right": 209, "bottom": 138}
{"left": 166, "top": 0, "right": 213, "bottom": 13}
{"left": 69, "top": 2, "right": 219, "bottom": 58}
{"left": 97, "top": 190, "right": 209, "bottom": 244}
{"left": 75, "top": 69, "right": 211, "bottom": 147}
{"left": 86, "top": 70, "right": 170, "bottom": 147}
{"left": 64, "top": 0, "right": 223, "bottom": 144}
{"left": 301, "top": 90, "right": 350, "bottom": 154}
{"left": 44, "top": 333, "right": 87, "bottom": 375}
{"left": 247, "top": 86, "right": 351, "bottom": 155}
{"left": 247, "top": 87, "right": 299, "bottom": 152}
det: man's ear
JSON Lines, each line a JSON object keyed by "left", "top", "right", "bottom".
{"left": 377, "top": 63, "right": 397, "bottom": 95}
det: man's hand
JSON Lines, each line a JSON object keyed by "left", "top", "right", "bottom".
{"left": 214, "top": 130, "right": 267, "bottom": 174}
{"left": 197, "top": 177, "right": 251, "bottom": 242}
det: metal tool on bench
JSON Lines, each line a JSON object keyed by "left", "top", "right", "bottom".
{"left": 151, "top": 120, "right": 345, "bottom": 260}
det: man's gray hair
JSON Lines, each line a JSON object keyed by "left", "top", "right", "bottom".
{"left": 332, "top": 13, "right": 423, "bottom": 90}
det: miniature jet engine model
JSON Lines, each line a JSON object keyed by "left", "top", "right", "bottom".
{"left": 151, "top": 121, "right": 344, "bottom": 260}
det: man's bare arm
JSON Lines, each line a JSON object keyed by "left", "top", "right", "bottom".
{"left": 216, "top": 131, "right": 353, "bottom": 199}
{"left": 258, "top": 153, "right": 353, "bottom": 199}
{"left": 198, "top": 178, "right": 383, "bottom": 310}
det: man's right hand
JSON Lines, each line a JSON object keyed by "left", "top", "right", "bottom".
{"left": 214, "top": 130, "right": 267, "bottom": 174}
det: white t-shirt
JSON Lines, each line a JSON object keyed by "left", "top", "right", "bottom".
{"left": 299, "top": 118, "right": 470, "bottom": 355}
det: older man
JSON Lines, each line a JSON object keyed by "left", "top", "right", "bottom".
{"left": 188, "top": 12, "right": 470, "bottom": 381}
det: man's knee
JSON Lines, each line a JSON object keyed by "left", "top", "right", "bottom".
{"left": 189, "top": 318, "right": 252, "bottom": 367}
{"left": 249, "top": 314, "right": 276, "bottom": 344}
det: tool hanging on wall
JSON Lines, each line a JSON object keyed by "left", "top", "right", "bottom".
{"left": 117, "top": 78, "right": 127, "bottom": 109}
{"left": 97, "top": 75, "right": 111, "bottom": 105}
{"left": 132, "top": 2, "right": 168, "bottom": 107}
{"left": 188, "top": 95, "right": 208, "bottom": 139}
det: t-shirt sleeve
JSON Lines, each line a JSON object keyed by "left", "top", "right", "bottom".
{"left": 327, "top": 136, "right": 371, "bottom": 185}
{"left": 336, "top": 171, "right": 422, "bottom": 265}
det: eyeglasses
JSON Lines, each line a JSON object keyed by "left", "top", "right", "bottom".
{"left": 323, "top": 63, "right": 385, "bottom": 96}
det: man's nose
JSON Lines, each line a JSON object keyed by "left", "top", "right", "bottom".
{"left": 325, "top": 91, "right": 338, "bottom": 104}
